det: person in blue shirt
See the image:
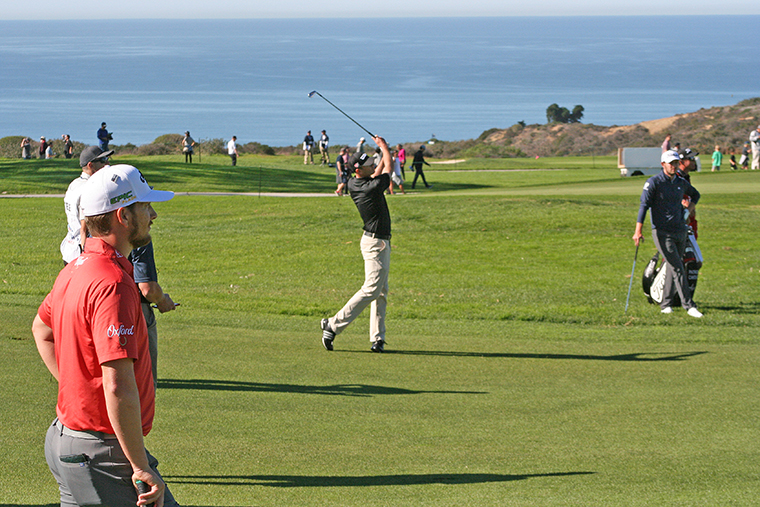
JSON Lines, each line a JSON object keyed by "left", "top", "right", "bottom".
{"left": 97, "top": 122, "right": 112, "bottom": 150}
{"left": 633, "top": 150, "right": 702, "bottom": 318}
{"left": 130, "top": 241, "right": 177, "bottom": 388}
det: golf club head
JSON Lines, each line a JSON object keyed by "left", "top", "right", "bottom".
{"left": 308, "top": 91, "right": 318, "bottom": 98}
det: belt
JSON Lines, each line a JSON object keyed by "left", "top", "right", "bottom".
{"left": 363, "top": 231, "right": 391, "bottom": 241}
{"left": 54, "top": 419, "right": 117, "bottom": 440}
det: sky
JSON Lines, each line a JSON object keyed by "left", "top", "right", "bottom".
{"left": 4, "top": 0, "right": 760, "bottom": 19}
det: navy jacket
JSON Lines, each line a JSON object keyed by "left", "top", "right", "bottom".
{"left": 637, "top": 170, "right": 700, "bottom": 233}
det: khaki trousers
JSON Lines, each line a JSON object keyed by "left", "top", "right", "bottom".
{"left": 330, "top": 234, "right": 390, "bottom": 343}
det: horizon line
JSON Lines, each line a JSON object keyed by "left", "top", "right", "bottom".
{"left": 3, "top": 13, "right": 760, "bottom": 21}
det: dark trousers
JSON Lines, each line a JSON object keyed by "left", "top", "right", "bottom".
{"left": 230, "top": 153, "right": 237, "bottom": 166}
{"left": 411, "top": 164, "right": 428, "bottom": 188}
{"left": 652, "top": 228, "right": 695, "bottom": 310}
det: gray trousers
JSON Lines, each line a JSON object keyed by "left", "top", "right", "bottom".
{"left": 45, "top": 419, "right": 178, "bottom": 507}
{"left": 329, "top": 234, "right": 390, "bottom": 343}
{"left": 141, "top": 302, "right": 158, "bottom": 389}
{"left": 652, "top": 228, "right": 695, "bottom": 310}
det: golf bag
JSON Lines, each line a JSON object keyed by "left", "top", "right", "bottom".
{"left": 642, "top": 227, "right": 703, "bottom": 306}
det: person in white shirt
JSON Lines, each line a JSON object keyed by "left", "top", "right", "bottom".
{"left": 749, "top": 125, "right": 760, "bottom": 170}
{"left": 227, "top": 136, "right": 238, "bottom": 166}
{"left": 59, "top": 146, "right": 113, "bottom": 265}
{"left": 318, "top": 130, "right": 330, "bottom": 165}
{"left": 389, "top": 149, "right": 405, "bottom": 194}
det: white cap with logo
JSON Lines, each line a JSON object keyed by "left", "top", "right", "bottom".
{"left": 661, "top": 150, "right": 680, "bottom": 164}
{"left": 81, "top": 164, "right": 174, "bottom": 217}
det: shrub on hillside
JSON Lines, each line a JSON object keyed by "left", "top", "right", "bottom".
{"left": 239, "top": 142, "right": 275, "bottom": 156}
{"left": 153, "top": 134, "right": 184, "bottom": 146}
{"left": 0, "top": 136, "right": 27, "bottom": 158}
{"left": 135, "top": 143, "right": 175, "bottom": 156}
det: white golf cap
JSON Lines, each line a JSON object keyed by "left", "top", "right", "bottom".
{"left": 81, "top": 164, "right": 174, "bottom": 217}
{"left": 661, "top": 150, "right": 680, "bottom": 164}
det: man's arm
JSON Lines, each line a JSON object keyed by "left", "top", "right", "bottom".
{"left": 632, "top": 222, "right": 644, "bottom": 246}
{"left": 372, "top": 136, "right": 392, "bottom": 176}
{"left": 79, "top": 219, "right": 88, "bottom": 252}
{"left": 138, "top": 282, "right": 176, "bottom": 313}
{"left": 32, "top": 314, "right": 59, "bottom": 381}
{"left": 102, "top": 358, "right": 165, "bottom": 506}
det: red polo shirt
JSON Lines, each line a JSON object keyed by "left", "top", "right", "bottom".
{"left": 38, "top": 238, "right": 155, "bottom": 435}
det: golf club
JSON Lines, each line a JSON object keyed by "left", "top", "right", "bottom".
{"left": 308, "top": 90, "right": 374, "bottom": 138}
{"left": 624, "top": 243, "right": 639, "bottom": 314}
{"left": 135, "top": 480, "right": 154, "bottom": 507}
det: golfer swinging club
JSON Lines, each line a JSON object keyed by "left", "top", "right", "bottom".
{"left": 633, "top": 150, "right": 702, "bottom": 318}
{"left": 321, "top": 135, "right": 393, "bottom": 352}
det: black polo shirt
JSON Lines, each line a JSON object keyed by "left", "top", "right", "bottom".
{"left": 348, "top": 173, "right": 391, "bottom": 238}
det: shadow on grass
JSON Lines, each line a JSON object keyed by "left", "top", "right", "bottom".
{"left": 702, "top": 302, "right": 760, "bottom": 314}
{"left": 158, "top": 379, "right": 485, "bottom": 396}
{"left": 384, "top": 350, "right": 708, "bottom": 362}
{"left": 162, "top": 471, "right": 595, "bottom": 487}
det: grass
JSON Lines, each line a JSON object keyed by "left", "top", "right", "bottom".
{"left": 1, "top": 156, "right": 759, "bottom": 506}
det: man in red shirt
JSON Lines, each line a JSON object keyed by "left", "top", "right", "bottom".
{"left": 33, "top": 164, "right": 177, "bottom": 507}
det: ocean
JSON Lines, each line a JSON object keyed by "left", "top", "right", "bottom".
{"left": 0, "top": 16, "right": 758, "bottom": 148}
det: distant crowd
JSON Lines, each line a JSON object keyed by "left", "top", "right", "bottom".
{"left": 299, "top": 129, "right": 435, "bottom": 195}
{"left": 661, "top": 126, "right": 760, "bottom": 171}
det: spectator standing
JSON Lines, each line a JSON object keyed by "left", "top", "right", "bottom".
{"left": 411, "top": 145, "right": 433, "bottom": 189}
{"left": 181, "top": 131, "right": 196, "bottom": 163}
{"left": 740, "top": 142, "right": 750, "bottom": 169}
{"left": 389, "top": 149, "right": 405, "bottom": 195}
{"left": 711, "top": 145, "right": 722, "bottom": 172}
{"left": 633, "top": 150, "right": 702, "bottom": 318}
{"left": 661, "top": 134, "right": 672, "bottom": 153}
{"left": 729, "top": 148, "right": 737, "bottom": 170}
{"left": 32, "top": 164, "right": 179, "bottom": 506}
{"left": 39, "top": 136, "right": 47, "bottom": 159}
{"left": 21, "top": 137, "right": 31, "bottom": 159}
{"left": 356, "top": 137, "right": 366, "bottom": 154}
{"left": 62, "top": 135, "right": 74, "bottom": 159}
{"left": 319, "top": 130, "right": 330, "bottom": 165}
{"left": 303, "top": 130, "right": 315, "bottom": 165}
{"left": 750, "top": 125, "right": 760, "bottom": 170}
{"left": 397, "top": 144, "right": 406, "bottom": 179}
{"left": 227, "top": 136, "right": 238, "bottom": 166}
{"left": 60, "top": 146, "right": 113, "bottom": 265}
{"left": 97, "top": 122, "right": 111, "bottom": 151}
{"left": 45, "top": 141, "right": 56, "bottom": 159}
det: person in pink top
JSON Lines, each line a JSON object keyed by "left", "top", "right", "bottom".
{"left": 396, "top": 144, "right": 406, "bottom": 179}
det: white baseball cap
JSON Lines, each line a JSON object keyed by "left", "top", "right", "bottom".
{"left": 81, "top": 164, "right": 174, "bottom": 217}
{"left": 661, "top": 150, "right": 680, "bottom": 164}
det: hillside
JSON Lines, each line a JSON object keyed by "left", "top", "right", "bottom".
{"left": 421, "top": 97, "right": 760, "bottom": 159}
{"left": 2, "top": 98, "right": 759, "bottom": 160}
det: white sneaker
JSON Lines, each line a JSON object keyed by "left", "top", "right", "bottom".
{"left": 687, "top": 308, "right": 703, "bottom": 318}
{"left": 661, "top": 307, "right": 673, "bottom": 314}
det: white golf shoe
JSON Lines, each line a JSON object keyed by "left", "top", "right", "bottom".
{"left": 687, "top": 308, "right": 703, "bottom": 318}
{"left": 660, "top": 307, "right": 673, "bottom": 314}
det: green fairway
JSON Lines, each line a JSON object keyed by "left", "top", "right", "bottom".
{"left": 1, "top": 156, "right": 758, "bottom": 506}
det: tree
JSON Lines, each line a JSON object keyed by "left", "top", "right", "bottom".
{"left": 546, "top": 103, "right": 561, "bottom": 123}
{"left": 546, "top": 103, "right": 584, "bottom": 124}
{"left": 569, "top": 105, "right": 584, "bottom": 123}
